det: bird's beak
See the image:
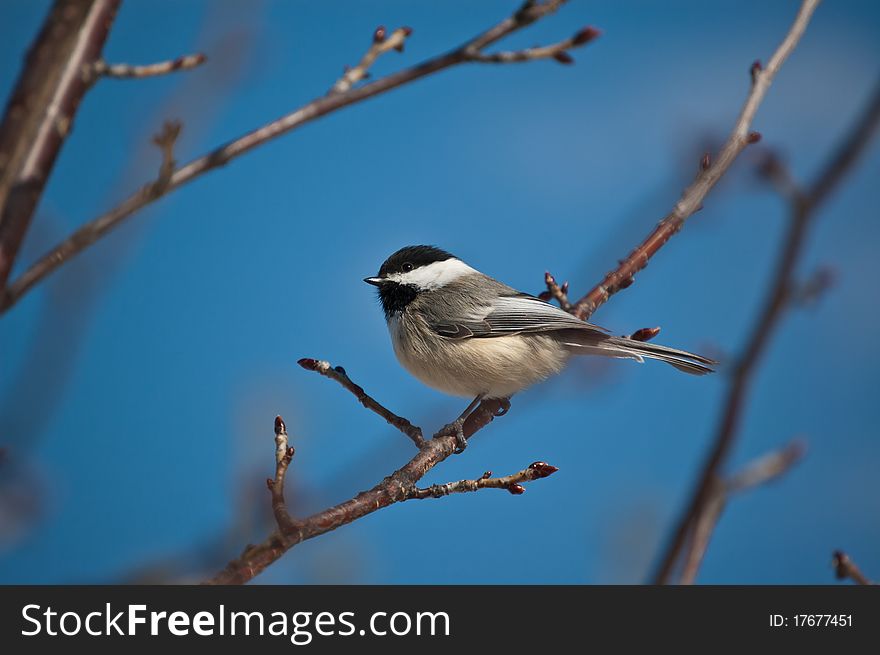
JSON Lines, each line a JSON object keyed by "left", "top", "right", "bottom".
{"left": 363, "top": 277, "right": 384, "bottom": 287}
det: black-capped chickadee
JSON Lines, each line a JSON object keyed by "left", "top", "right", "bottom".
{"left": 365, "top": 245, "right": 715, "bottom": 450}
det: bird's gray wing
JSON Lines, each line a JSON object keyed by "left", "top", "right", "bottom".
{"left": 430, "top": 293, "right": 609, "bottom": 339}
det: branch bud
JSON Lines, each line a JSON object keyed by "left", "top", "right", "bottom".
{"left": 507, "top": 483, "right": 526, "bottom": 495}
{"left": 553, "top": 51, "right": 574, "bottom": 65}
{"left": 747, "top": 131, "right": 762, "bottom": 144}
{"left": 750, "top": 59, "right": 763, "bottom": 83}
{"left": 373, "top": 26, "right": 386, "bottom": 43}
{"left": 629, "top": 326, "right": 661, "bottom": 342}
{"left": 572, "top": 26, "right": 602, "bottom": 45}
{"left": 274, "top": 415, "right": 286, "bottom": 434}
{"left": 529, "top": 461, "right": 559, "bottom": 478}
{"left": 297, "top": 358, "right": 319, "bottom": 370}
{"left": 700, "top": 152, "right": 711, "bottom": 171}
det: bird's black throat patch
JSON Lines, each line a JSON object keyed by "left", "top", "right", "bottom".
{"left": 378, "top": 282, "right": 419, "bottom": 320}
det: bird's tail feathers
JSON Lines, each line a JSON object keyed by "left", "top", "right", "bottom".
{"left": 562, "top": 333, "right": 716, "bottom": 376}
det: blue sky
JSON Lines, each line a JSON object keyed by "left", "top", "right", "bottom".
{"left": 0, "top": 1, "right": 878, "bottom": 584}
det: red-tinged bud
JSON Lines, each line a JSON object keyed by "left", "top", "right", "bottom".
{"left": 394, "top": 42, "right": 405, "bottom": 53}
{"left": 266, "top": 478, "right": 274, "bottom": 490}
{"left": 572, "top": 26, "right": 601, "bottom": 45}
{"left": 401, "top": 26, "right": 413, "bottom": 37}
{"left": 545, "top": 271, "right": 556, "bottom": 285}
{"left": 373, "top": 25, "right": 386, "bottom": 43}
{"left": 618, "top": 275, "right": 634, "bottom": 290}
{"left": 275, "top": 415, "right": 286, "bottom": 434}
{"left": 553, "top": 51, "right": 574, "bottom": 65}
{"left": 334, "top": 365, "right": 347, "bottom": 376}
{"left": 507, "top": 483, "right": 526, "bottom": 495}
{"left": 287, "top": 447, "right": 295, "bottom": 459}
{"left": 700, "top": 152, "right": 711, "bottom": 171}
{"left": 481, "top": 471, "right": 492, "bottom": 480}
{"left": 529, "top": 461, "right": 559, "bottom": 478}
{"left": 630, "top": 326, "right": 661, "bottom": 342}
{"left": 537, "top": 291, "right": 552, "bottom": 301}
{"left": 747, "top": 131, "right": 762, "bottom": 144}
{"left": 298, "top": 358, "right": 318, "bottom": 370}
{"left": 560, "top": 281, "right": 569, "bottom": 295}
{"left": 750, "top": 59, "right": 762, "bottom": 82}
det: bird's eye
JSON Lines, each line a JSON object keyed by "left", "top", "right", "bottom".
{"left": 401, "top": 262, "right": 414, "bottom": 272}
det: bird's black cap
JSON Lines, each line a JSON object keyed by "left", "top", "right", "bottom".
{"left": 376, "top": 245, "right": 455, "bottom": 278}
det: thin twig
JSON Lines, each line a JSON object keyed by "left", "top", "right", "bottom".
{"left": 652, "top": 78, "right": 880, "bottom": 584}
{"left": 151, "top": 120, "right": 182, "bottom": 188}
{"left": 297, "top": 358, "right": 425, "bottom": 448}
{"left": 91, "top": 53, "right": 206, "bottom": 80}
{"left": 465, "top": 25, "right": 600, "bottom": 64}
{"left": 1, "top": 0, "right": 600, "bottom": 314}
{"left": 678, "top": 440, "right": 805, "bottom": 584}
{"left": 543, "top": 271, "right": 572, "bottom": 311}
{"left": 330, "top": 26, "right": 412, "bottom": 95}
{"left": 832, "top": 551, "right": 874, "bottom": 585}
{"left": 267, "top": 415, "right": 299, "bottom": 535}
{"left": 568, "top": 0, "right": 822, "bottom": 321}
{"left": 409, "top": 461, "right": 559, "bottom": 499}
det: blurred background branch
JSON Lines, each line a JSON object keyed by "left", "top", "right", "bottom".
{"left": 832, "top": 551, "right": 874, "bottom": 585}
{"left": 652, "top": 78, "right": 880, "bottom": 585}
{"left": 0, "top": 0, "right": 120, "bottom": 291}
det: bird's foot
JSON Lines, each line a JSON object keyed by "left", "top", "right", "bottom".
{"left": 493, "top": 397, "right": 511, "bottom": 417}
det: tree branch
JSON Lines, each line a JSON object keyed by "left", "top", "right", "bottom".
{"left": 832, "top": 551, "right": 874, "bottom": 585}
{"left": 207, "top": 388, "right": 517, "bottom": 584}
{"left": 678, "top": 440, "right": 806, "bottom": 585}
{"left": 652, "top": 78, "right": 880, "bottom": 584}
{"left": 566, "top": 0, "right": 822, "bottom": 321}
{"left": 0, "top": 0, "right": 121, "bottom": 291}
{"left": 297, "top": 358, "right": 425, "bottom": 448}
{"left": 0, "top": 0, "right": 600, "bottom": 314}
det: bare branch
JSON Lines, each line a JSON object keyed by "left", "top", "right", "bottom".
{"left": 678, "top": 441, "right": 806, "bottom": 584}
{"left": 652, "top": 77, "right": 880, "bottom": 585}
{"left": 568, "top": 0, "right": 822, "bottom": 321}
{"left": 297, "top": 358, "right": 425, "bottom": 448}
{"left": 91, "top": 53, "right": 207, "bottom": 80}
{"left": 330, "top": 26, "right": 412, "bottom": 95}
{"left": 409, "top": 461, "right": 559, "bottom": 499}
{"left": 0, "top": 0, "right": 121, "bottom": 291}
{"left": 1, "top": 0, "right": 598, "bottom": 315}
{"left": 832, "top": 551, "right": 874, "bottom": 585}
{"left": 207, "top": 395, "right": 512, "bottom": 584}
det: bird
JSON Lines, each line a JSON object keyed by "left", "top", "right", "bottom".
{"left": 364, "top": 245, "right": 715, "bottom": 450}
